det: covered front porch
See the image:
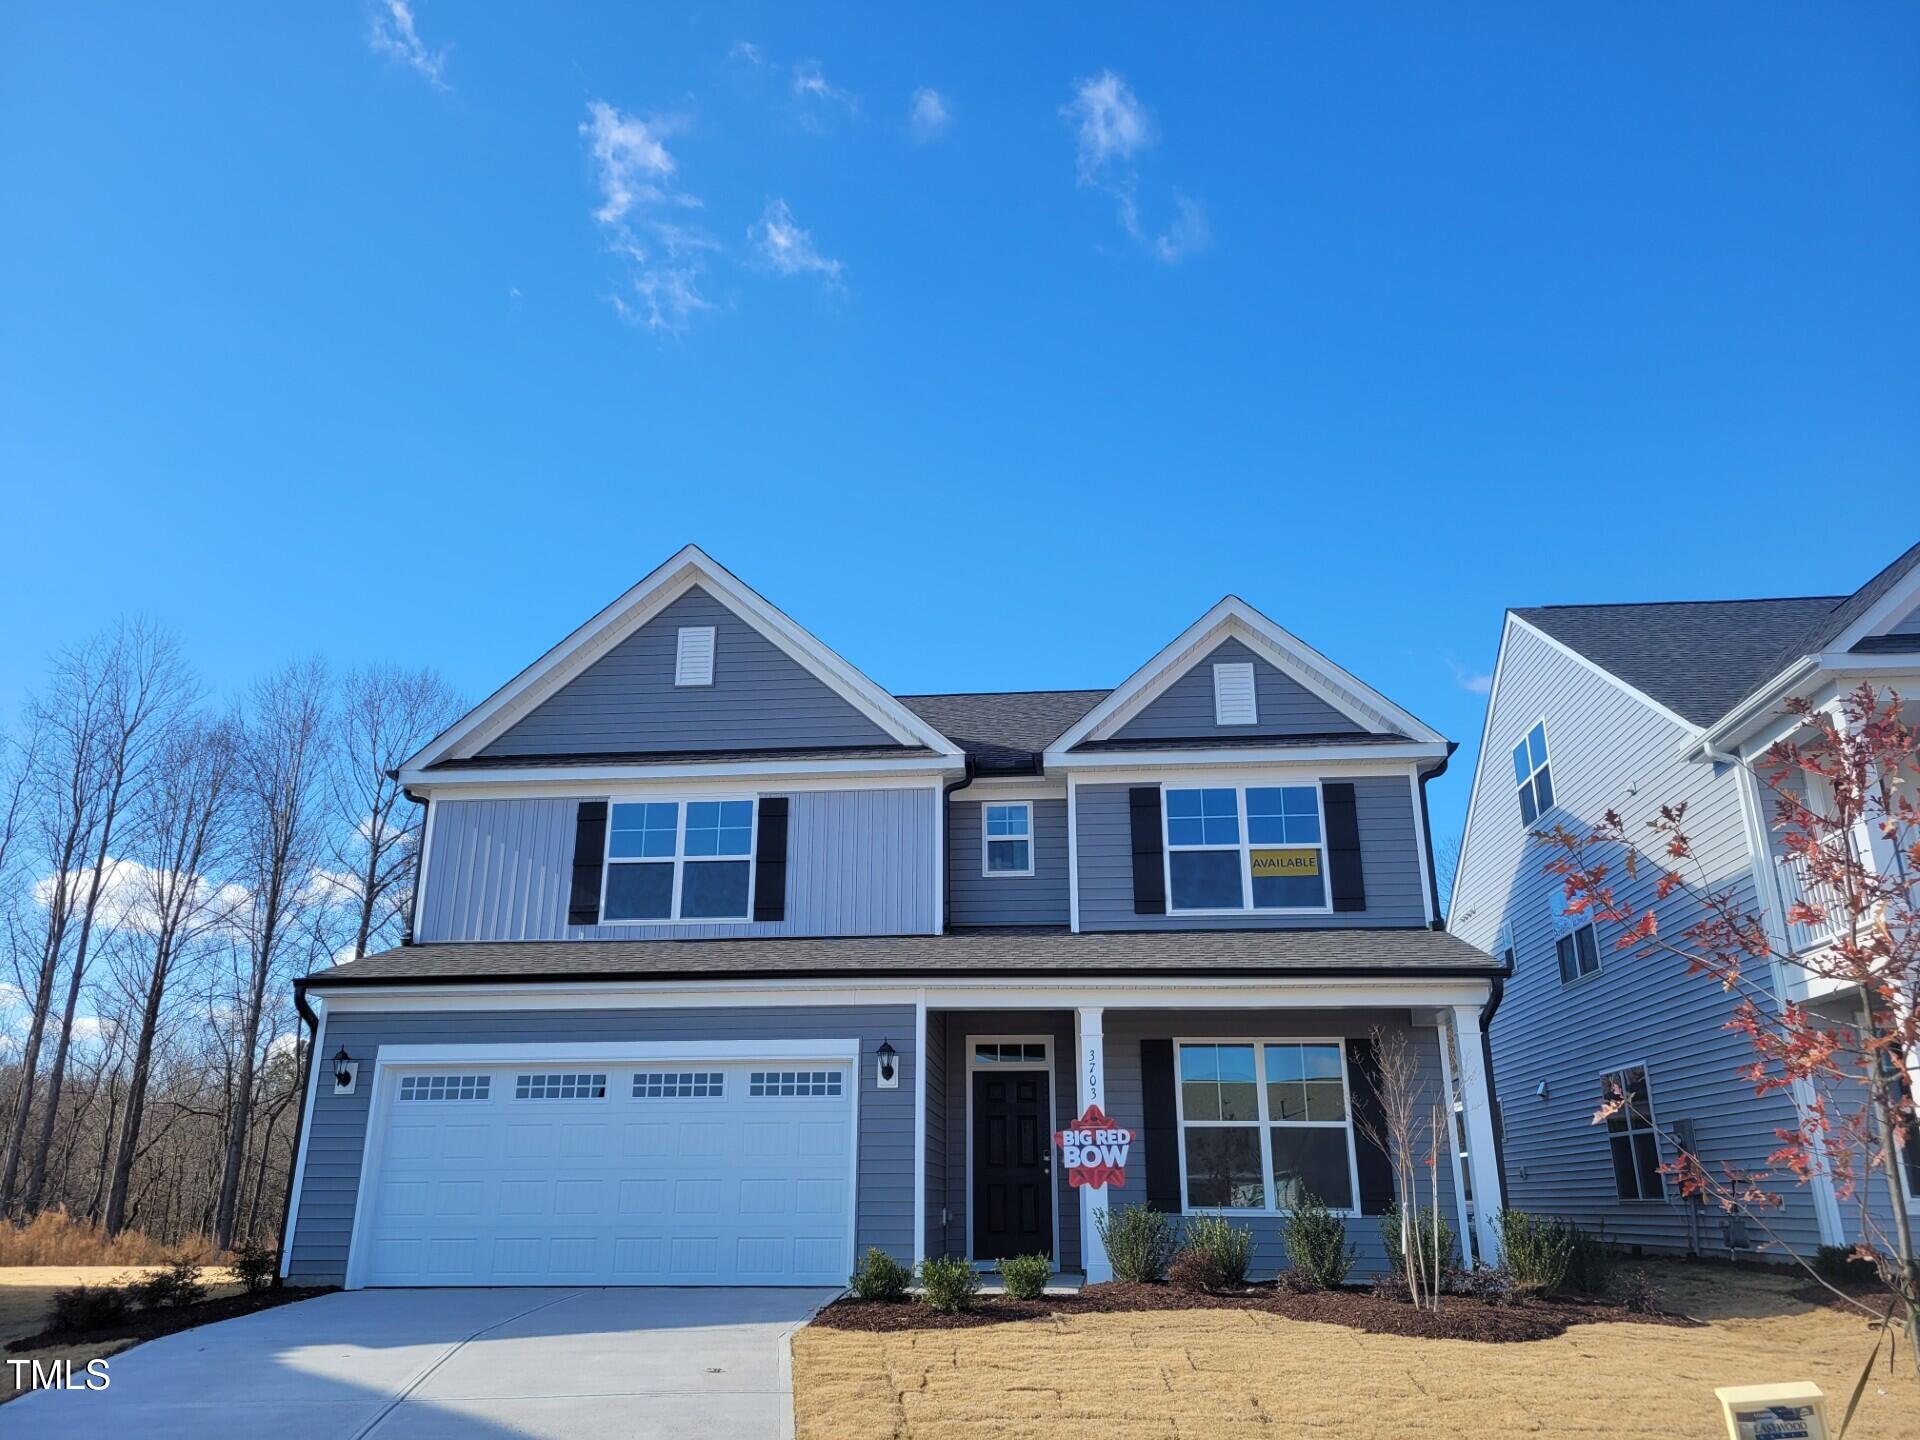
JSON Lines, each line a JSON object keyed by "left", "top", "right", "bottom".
{"left": 916, "top": 979, "right": 1506, "bottom": 1282}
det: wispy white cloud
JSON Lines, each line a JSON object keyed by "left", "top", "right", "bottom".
{"left": 908, "top": 87, "right": 950, "bottom": 142}
{"left": 581, "top": 101, "right": 717, "bottom": 334}
{"left": 749, "top": 199, "right": 843, "bottom": 286}
{"left": 790, "top": 60, "right": 858, "bottom": 131}
{"left": 368, "top": 0, "right": 448, "bottom": 90}
{"left": 1062, "top": 70, "right": 1209, "bottom": 264}
{"left": 727, "top": 40, "right": 765, "bottom": 68}
{"left": 1449, "top": 659, "right": 1494, "bottom": 695}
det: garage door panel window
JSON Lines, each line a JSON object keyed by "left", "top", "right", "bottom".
{"left": 514, "top": 1073, "right": 608, "bottom": 1100}
{"left": 749, "top": 1069, "right": 844, "bottom": 1098}
{"left": 398, "top": 1074, "right": 491, "bottom": 1102}
{"left": 632, "top": 1071, "right": 724, "bottom": 1099}
{"left": 603, "top": 799, "right": 756, "bottom": 922}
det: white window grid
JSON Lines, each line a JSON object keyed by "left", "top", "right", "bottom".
{"left": 1173, "top": 1039, "right": 1360, "bottom": 1216}
{"left": 632, "top": 1071, "right": 725, "bottom": 1099}
{"left": 1601, "top": 1065, "right": 1666, "bottom": 1202}
{"left": 601, "top": 797, "right": 758, "bottom": 924}
{"left": 749, "top": 1069, "right": 844, "bottom": 1098}
{"left": 972, "top": 1041, "right": 1048, "bottom": 1065}
{"left": 1162, "top": 782, "right": 1331, "bottom": 915}
{"left": 397, "top": 1074, "right": 491, "bottom": 1102}
{"left": 513, "top": 1072, "right": 608, "bottom": 1101}
{"left": 1513, "top": 720, "right": 1554, "bottom": 827}
{"left": 982, "top": 801, "right": 1035, "bottom": 877}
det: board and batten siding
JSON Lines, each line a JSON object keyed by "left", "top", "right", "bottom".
{"left": 1110, "top": 638, "right": 1365, "bottom": 742}
{"left": 947, "top": 799, "right": 1071, "bottom": 927}
{"left": 1448, "top": 618, "right": 1824, "bottom": 1255}
{"left": 480, "top": 586, "right": 897, "bottom": 757}
{"left": 418, "top": 787, "right": 937, "bottom": 941}
{"left": 923, "top": 1016, "right": 947, "bottom": 1262}
{"left": 285, "top": 1004, "right": 916, "bottom": 1287}
{"left": 1100, "top": 1010, "right": 1458, "bottom": 1279}
{"left": 1074, "top": 776, "right": 1428, "bottom": 931}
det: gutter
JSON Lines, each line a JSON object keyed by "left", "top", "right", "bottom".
{"left": 1687, "top": 654, "right": 1821, "bottom": 761}
{"left": 274, "top": 985, "right": 322, "bottom": 1286}
{"left": 939, "top": 756, "right": 977, "bottom": 934}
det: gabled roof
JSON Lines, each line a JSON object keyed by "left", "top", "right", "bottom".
{"left": 899, "top": 690, "right": 1109, "bottom": 775}
{"left": 1046, "top": 595, "right": 1446, "bottom": 759}
{"left": 401, "top": 545, "right": 964, "bottom": 781}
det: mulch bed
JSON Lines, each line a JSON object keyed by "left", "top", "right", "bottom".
{"left": 9, "top": 1285, "right": 337, "bottom": 1352}
{"left": 813, "top": 1281, "right": 1694, "bottom": 1342}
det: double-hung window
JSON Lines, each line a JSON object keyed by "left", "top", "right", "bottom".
{"left": 603, "top": 799, "right": 756, "bottom": 921}
{"left": 1557, "top": 921, "right": 1601, "bottom": 984}
{"left": 1602, "top": 1066, "right": 1664, "bottom": 1200}
{"left": 982, "top": 802, "right": 1033, "bottom": 876}
{"left": 1177, "top": 1041, "right": 1357, "bottom": 1213}
{"left": 1513, "top": 721, "right": 1554, "bottom": 825}
{"left": 1165, "top": 784, "right": 1327, "bottom": 913}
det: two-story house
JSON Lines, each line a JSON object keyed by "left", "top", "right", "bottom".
{"left": 279, "top": 546, "right": 1506, "bottom": 1291}
{"left": 1449, "top": 541, "right": 1920, "bottom": 1261}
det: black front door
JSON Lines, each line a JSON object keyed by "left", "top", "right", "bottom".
{"left": 972, "top": 1069, "right": 1052, "bottom": 1260}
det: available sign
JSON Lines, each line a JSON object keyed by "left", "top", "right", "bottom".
{"left": 1054, "top": 1104, "right": 1132, "bottom": 1190}
{"left": 1250, "top": 847, "right": 1320, "bottom": 878}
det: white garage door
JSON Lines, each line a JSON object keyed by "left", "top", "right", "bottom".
{"left": 357, "top": 1059, "right": 854, "bottom": 1286}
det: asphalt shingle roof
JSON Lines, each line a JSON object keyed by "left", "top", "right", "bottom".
{"left": 898, "top": 690, "right": 1109, "bottom": 774}
{"left": 301, "top": 926, "right": 1501, "bottom": 987}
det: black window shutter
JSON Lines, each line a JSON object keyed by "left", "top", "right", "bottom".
{"left": 1140, "top": 1039, "right": 1182, "bottom": 1212}
{"left": 1345, "top": 1036, "right": 1395, "bottom": 1215}
{"left": 753, "top": 796, "right": 789, "bottom": 923}
{"left": 1129, "top": 786, "right": 1166, "bottom": 915}
{"left": 1324, "top": 781, "right": 1366, "bottom": 913}
{"left": 567, "top": 800, "right": 608, "bottom": 927}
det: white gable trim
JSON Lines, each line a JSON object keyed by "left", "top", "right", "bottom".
{"left": 401, "top": 546, "right": 963, "bottom": 775}
{"left": 1829, "top": 555, "right": 1920, "bottom": 653}
{"left": 1047, "top": 596, "right": 1445, "bottom": 758}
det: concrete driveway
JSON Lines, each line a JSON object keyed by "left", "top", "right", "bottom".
{"left": 0, "top": 1286, "right": 836, "bottom": 1440}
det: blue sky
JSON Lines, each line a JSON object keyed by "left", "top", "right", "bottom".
{"left": 2, "top": 3, "right": 1916, "bottom": 857}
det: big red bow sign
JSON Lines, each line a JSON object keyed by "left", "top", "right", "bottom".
{"left": 1054, "top": 1103, "right": 1133, "bottom": 1190}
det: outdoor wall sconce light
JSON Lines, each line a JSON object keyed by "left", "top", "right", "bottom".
{"left": 876, "top": 1041, "right": 899, "bottom": 1090}
{"left": 333, "top": 1047, "right": 359, "bottom": 1096}
{"left": 1536, "top": 1079, "right": 1550, "bottom": 1101}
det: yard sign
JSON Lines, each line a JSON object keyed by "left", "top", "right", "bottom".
{"left": 1055, "top": 1103, "right": 1133, "bottom": 1189}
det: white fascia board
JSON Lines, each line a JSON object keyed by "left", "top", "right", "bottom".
{"left": 1828, "top": 558, "right": 1920, "bottom": 654}
{"left": 403, "top": 545, "right": 963, "bottom": 770}
{"left": 1685, "top": 655, "right": 1822, "bottom": 761}
{"left": 1043, "top": 744, "right": 1447, "bottom": 772}
{"left": 1446, "top": 613, "right": 1518, "bottom": 933}
{"left": 401, "top": 756, "right": 963, "bottom": 792}
{"left": 1051, "top": 596, "right": 1447, "bottom": 752}
{"left": 314, "top": 975, "right": 1497, "bottom": 1013}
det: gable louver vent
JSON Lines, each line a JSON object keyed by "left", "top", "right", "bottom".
{"left": 675, "top": 626, "right": 716, "bottom": 687}
{"left": 1212, "top": 661, "right": 1257, "bottom": 725}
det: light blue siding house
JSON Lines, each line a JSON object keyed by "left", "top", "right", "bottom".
{"left": 1449, "top": 541, "right": 1920, "bottom": 1261}
{"left": 281, "top": 545, "right": 1507, "bottom": 1291}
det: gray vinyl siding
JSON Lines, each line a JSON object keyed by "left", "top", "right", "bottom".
{"left": 417, "top": 788, "right": 937, "bottom": 941}
{"left": 1110, "top": 638, "right": 1366, "bottom": 742}
{"left": 285, "top": 1004, "right": 915, "bottom": 1287}
{"left": 935, "top": 1010, "right": 1081, "bottom": 1270}
{"left": 480, "top": 587, "right": 896, "bottom": 756}
{"left": 1449, "top": 618, "right": 1825, "bottom": 1255}
{"left": 1074, "top": 776, "right": 1429, "bottom": 931}
{"left": 1887, "top": 602, "right": 1920, "bottom": 637}
{"left": 1100, "top": 1009, "right": 1459, "bottom": 1279}
{"left": 947, "top": 799, "right": 1070, "bottom": 927}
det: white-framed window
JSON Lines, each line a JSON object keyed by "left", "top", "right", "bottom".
{"left": 398, "top": 1074, "right": 491, "bottom": 1102}
{"left": 1212, "top": 662, "right": 1258, "bottom": 725}
{"left": 603, "top": 798, "right": 757, "bottom": 922}
{"left": 1557, "top": 921, "right": 1601, "bottom": 984}
{"left": 1164, "top": 784, "right": 1328, "bottom": 913}
{"left": 1601, "top": 1066, "right": 1664, "bottom": 1201}
{"left": 972, "top": 1041, "right": 1048, "bottom": 1065}
{"left": 1512, "top": 720, "right": 1554, "bottom": 826}
{"left": 632, "top": 1071, "right": 724, "bottom": 1099}
{"left": 675, "top": 626, "right": 716, "bottom": 686}
{"left": 982, "top": 802, "right": 1034, "bottom": 876}
{"left": 749, "top": 1069, "right": 844, "bottom": 1098}
{"left": 1175, "top": 1040, "right": 1358, "bottom": 1213}
{"left": 514, "top": 1072, "right": 608, "bottom": 1100}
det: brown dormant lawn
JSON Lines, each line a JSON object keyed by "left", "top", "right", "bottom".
{"left": 0, "top": 1265, "right": 238, "bottom": 1404}
{"left": 792, "top": 1262, "right": 1920, "bottom": 1440}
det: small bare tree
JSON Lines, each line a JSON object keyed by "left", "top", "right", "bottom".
{"left": 1353, "top": 1026, "right": 1443, "bottom": 1308}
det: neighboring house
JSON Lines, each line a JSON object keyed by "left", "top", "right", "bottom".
{"left": 1449, "top": 541, "right": 1920, "bottom": 1260}
{"left": 280, "top": 545, "right": 1506, "bottom": 1290}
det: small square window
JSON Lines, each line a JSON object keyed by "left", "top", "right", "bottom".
{"left": 983, "top": 802, "right": 1034, "bottom": 876}
{"left": 1557, "top": 922, "right": 1601, "bottom": 984}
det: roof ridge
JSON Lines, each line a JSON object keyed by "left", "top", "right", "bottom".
{"left": 897, "top": 687, "right": 1112, "bottom": 699}
{"left": 1518, "top": 594, "right": 1846, "bottom": 613}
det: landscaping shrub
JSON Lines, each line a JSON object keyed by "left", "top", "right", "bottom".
{"left": 1180, "top": 1214, "right": 1252, "bottom": 1289}
{"left": 1448, "top": 1264, "right": 1516, "bottom": 1305}
{"left": 1495, "top": 1210, "right": 1576, "bottom": 1296}
{"left": 1611, "top": 1267, "right": 1661, "bottom": 1315}
{"left": 1095, "top": 1204, "right": 1177, "bottom": 1284}
{"left": 1168, "top": 1246, "right": 1224, "bottom": 1293}
{"left": 916, "top": 1256, "right": 981, "bottom": 1314}
{"left": 1368, "top": 1268, "right": 1414, "bottom": 1304}
{"left": 130, "top": 1258, "right": 207, "bottom": 1310}
{"left": 999, "top": 1252, "right": 1050, "bottom": 1301}
{"left": 1814, "top": 1244, "right": 1880, "bottom": 1286}
{"left": 1378, "top": 1202, "right": 1457, "bottom": 1279}
{"left": 0, "top": 1208, "right": 214, "bottom": 1267}
{"left": 850, "top": 1247, "right": 911, "bottom": 1301}
{"left": 1562, "top": 1223, "right": 1618, "bottom": 1297}
{"left": 48, "top": 1283, "right": 134, "bottom": 1333}
{"left": 230, "top": 1239, "right": 278, "bottom": 1293}
{"left": 1279, "top": 1192, "right": 1356, "bottom": 1291}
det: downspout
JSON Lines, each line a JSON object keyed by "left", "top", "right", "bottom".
{"left": 1416, "top": 743, "right": 1458, "bottom": 931}
{"left": 1478, "top": 972, "right": 1511, "bottom": 1215}
{"left": 940, "top": 756, "right": 976, "bottom": 933}
{"left": 274, "top": 980, "right": 320, "bottom": 1287}
{"left": 398, "top": 781, "right": 426, "bottom": 947}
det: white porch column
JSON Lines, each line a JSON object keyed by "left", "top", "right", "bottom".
{"left": 1451, "top": 1003, "right": 1505, "bottom": 1265}
{"left": 1075, "top": 1005, "right": 1112, "bottom": 1282}
{"left": 1435, "top": 1016, "right": 1474, "bottom": 1267}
